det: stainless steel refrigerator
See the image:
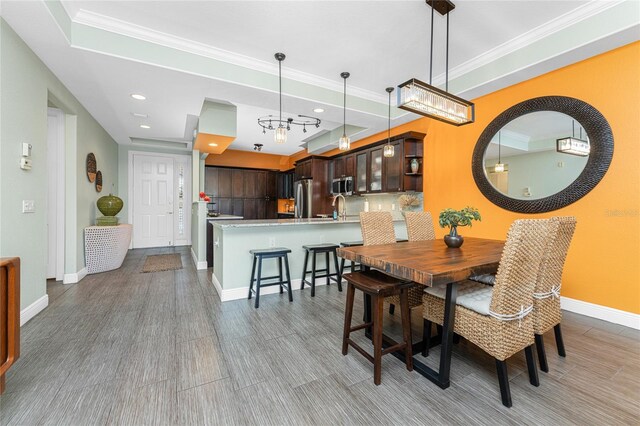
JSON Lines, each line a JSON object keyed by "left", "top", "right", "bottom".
{"left": 294, "top": 179, "right": 313, "bottom": 218}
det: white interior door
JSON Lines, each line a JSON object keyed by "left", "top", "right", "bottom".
{"left": 133, "top": 154, "right": 175, "bottom": 248}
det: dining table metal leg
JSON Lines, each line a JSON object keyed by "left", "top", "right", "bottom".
{"left": 438, "top": 281, "right": 458, "bottom": 387}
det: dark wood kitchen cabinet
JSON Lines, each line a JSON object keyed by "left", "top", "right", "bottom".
{"left": 344, "top": 154, "right": 355, "bottom": 178}
{"left": 355, "top": 151, "right": 367, "bottom": 193}
{"left": 329, "top": 131, "right": 425, "bottom": 195}
{"left": 383, "top": 140, "right": 403, "bottom": 192}
{"left": 295, "top": 159, "right": 313, "bottom": 180}
{"left": 205, "top": 166, "right": 279, "bottom": 219}
{"left": 232, "top": 169, "right": 244, "bottom": 197}
{"left": 293, "top": 157, "right": 331, "bottom": 215}
{"left": 217, "top": 168, "right": 232, "bottom": 197}
{"left": 277, "top": 169, "right": 295, "bottom": 199}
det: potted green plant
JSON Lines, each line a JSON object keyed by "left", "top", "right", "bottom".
{"left": 438, "top": 206, "right": 481, "bottom": 248}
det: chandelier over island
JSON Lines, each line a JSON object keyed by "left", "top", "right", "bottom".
{"left": 397, "top": 0, "right": 474, "bottom": 126}
{"left": 258, "top": 53, "right": 321, "bottom": 144}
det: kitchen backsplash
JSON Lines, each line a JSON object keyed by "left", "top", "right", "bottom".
{"left": 340, "top": 193, "right": 424, "bottom": 220}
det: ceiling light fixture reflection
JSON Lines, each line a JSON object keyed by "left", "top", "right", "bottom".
{"left": 313, "top": 108, "right": 325, "bottom": 113}
{"left": 557, "top": 120, "right": 590, "bottom": 156}
{"left": 494, "top": 131, "right": 505, "bottom": 173}
{"left": 258, "top": 53, "right": 321, "bottom": 144}
{"left": 139, "top": 124, "right": 150, "bottom": 129}
{"left": 208, "top": 143, "right": 218, "bottom": 147}
{"left": 131, "top": 94, "right": 146, "bottom": 100}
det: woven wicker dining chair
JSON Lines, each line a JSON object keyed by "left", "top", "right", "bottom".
{"left": 422, "top": 218, "right": 554, "bottom": 407}
{"left": 533, "top": 216, "right": 577, "bottom": 372}
{"left": 404, "top": 211, "right": 436, "bottom": 242}
{"left": 359, "top": 212, "right": 424, "bottom": 310}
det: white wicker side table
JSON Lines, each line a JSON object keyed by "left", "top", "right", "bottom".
{"left": 84, "top": 224, "right": 133, "bottom": 274}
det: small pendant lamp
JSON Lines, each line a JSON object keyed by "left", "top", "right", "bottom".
{"left": 383, "top": 87, "right": 395, "bottom": 158}
{"left": 338, "top": 72, "right": 351, "bottom": 151}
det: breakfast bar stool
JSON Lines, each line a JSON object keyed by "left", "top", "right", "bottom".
{"left": 248, "top": 247, "right": 293, "bottom": 309}
{"left": 342, "top": 270, "right": 413, "bottom": 385}
{"left": 300, "top": 244, "right": 342, "bottom": 297}
{"left": 339, "top": 241, "right": 364, "bottom": 275}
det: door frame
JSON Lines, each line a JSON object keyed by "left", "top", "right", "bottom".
{"left": 127, "top": 150, "right": 193, "bottom": 248}
{"left": 47, "top": 107, "right": 65, "bottom": 281}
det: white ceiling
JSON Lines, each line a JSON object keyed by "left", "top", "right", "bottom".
{"left": 1, "top": 0, "right": 637, "bottom": 155}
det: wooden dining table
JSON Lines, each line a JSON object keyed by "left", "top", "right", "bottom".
{"left": 337, "top": 237, "right": 505, "bottom": 389}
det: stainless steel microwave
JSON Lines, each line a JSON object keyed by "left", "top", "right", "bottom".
{"left": 331, "top": 176, "right": 354, "bottom": 196}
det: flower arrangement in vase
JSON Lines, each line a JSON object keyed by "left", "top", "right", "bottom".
{"left": 438, "top": 206, "right": 481, "bottom": 248}
{"left": 398, "top": 194, "right": 420, "bottom": 211}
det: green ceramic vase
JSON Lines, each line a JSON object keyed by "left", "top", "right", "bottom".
{"left": 97, "top": 193, "right": 123, "bottom": 217}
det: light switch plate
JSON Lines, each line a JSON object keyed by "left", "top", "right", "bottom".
{"left": 22, "top": 200, "right": 35, "bottom": 213}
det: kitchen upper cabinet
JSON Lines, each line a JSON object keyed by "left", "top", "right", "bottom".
{"left": 266, "top": 172, "right": 277, "bottom": 198}
{"left": 217, "top": 168, "right": 232, "bottom": 197}
{"left": 254, "top": 171, "right": 266, "bottom": 198}
{"left": 383, "top": 140, "right": 403, "bottom": 192}
{"left": 205, "top": 167, "right": 218, "bottom": 196}
{"left": 355, "top": 152, "right": 368, "bottom": 193}
{"left": 277, "top": 170, "right": 294, "bottom": 199}
{"left": 232, "top": 169, "right": 245, "bottom": 197}
{"left": 333, "top": 157, "right": 345, "bottom": 178}
{"left": 335, "top": 132, "right": 424, "bottom": 195}
{"left": 344, "top": 154, "right": 355, "bottom": 178}
{"left": 204, "top": 166, "right": 279, "bottom": 219}
{"left": 368, "top": 147, "right": 383, "bottom": 193}
{"left": 295, "top": 159, "right": 313, "bottom": 180}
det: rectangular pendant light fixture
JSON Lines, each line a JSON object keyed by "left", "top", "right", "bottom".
{"left": 397, "top": 78, "right": 474, "bottom": 126}
{"left": 556, "top": 137, "right": 590, "bottom": 156}
{"left": 397, "top": 0, "right": 475, "bottom": 126}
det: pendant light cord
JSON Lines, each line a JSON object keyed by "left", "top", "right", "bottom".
{"left": 445, "top": 12, "right": 449, "bottom": 92}
{"left": 429, "top": 5, "right": 434, "bottom": 85}
{"left": 498, "top": 131, "right": 502, "bottom": 163}
{"left": 343, "top": 76, "right": 347, "bottom": 137}
{"left": 388, "top": 91, "right": 391, "bottom": 143}
{"left": 279, "top": 59, "right": 282, "bottom": 124}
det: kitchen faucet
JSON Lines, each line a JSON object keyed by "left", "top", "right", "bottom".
{"left": 332, "top": 194, "right": 347, "bottom": 219}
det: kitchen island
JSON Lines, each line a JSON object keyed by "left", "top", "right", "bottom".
{"left": 211, "top": 216, "right": 408, "bottom": 301}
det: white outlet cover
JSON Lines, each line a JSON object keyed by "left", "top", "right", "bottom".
{"left": 22, "top": 200, "right": 35, "bottom": 213}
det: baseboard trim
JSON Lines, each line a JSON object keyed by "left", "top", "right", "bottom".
{"left": 63, "top": 267, "right": 87, "bottom": 284}
{"left": 191, "top": 248, "right": 207, "bottom": 270}
{"left": 20, "top": 294, "right": 49, "bottom": 326}
{"left": 218, "top": 278, "right": 338, "bottom": 302}
{"left": 561, "top": 296, "right": 640, "bottom": 330}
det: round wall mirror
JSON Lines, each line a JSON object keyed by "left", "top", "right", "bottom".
{"left": 472, "top": 96, "right": 613, "bottom": 213}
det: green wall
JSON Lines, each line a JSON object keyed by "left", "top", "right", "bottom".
{"left": 0, "top": 19, "right": 118, "bottom": 310}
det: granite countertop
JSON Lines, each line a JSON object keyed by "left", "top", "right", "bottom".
{"left": 207, "top": 214, "right": 244, "bottom": 221}
{"left": 213, "top": 216, "right": 403, "bottom": 228}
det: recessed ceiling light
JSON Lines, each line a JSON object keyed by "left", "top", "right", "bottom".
{"left": 208, "top": 143, "right": 218, "bottom": 147}
{"left": 139, "top": 124, "right": 151, "bottom": 129}
{"left": 313, "top": 108, "right": 325, "bottom": 113}
{"left": 131, "top": 94, "right": 146, "bottom": 100}
{"left": 132, "top": 112, "right": 148, "bottom": 118}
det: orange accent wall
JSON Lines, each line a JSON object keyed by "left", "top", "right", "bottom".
{"left": 205, "top": 149, "right": 291, "bottom": 170}
{"left": 285, "top": 42, "right": 640, "bottom": 314}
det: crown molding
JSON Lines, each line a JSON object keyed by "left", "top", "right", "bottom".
{"left": 433, "top": 0, "right": 628, "bottom": 85}
{"left": 72, "top": 9, "right": 386, "bottom": 104}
